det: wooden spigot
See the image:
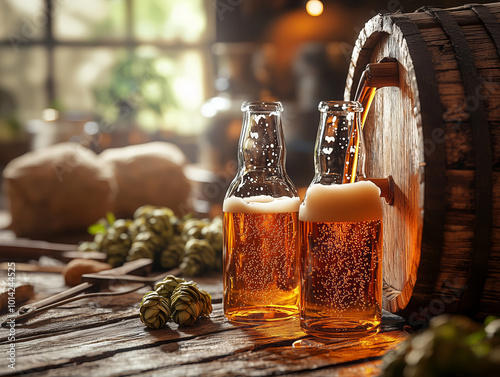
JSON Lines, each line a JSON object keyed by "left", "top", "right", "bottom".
{"left": 352, "top": 61, "right": 398, "bottom": 207}
{"left": 366, "top": 176, "right": 394, "bottom": 205}
{"left": 362, "top": 60, "right": 400, "bottom": 89}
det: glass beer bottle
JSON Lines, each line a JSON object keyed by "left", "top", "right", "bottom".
{"left": 299, "top": 101, "right": 383, "bottom": 338}
{"left": 223, "top": 101, "right": 300, "bottom": 323}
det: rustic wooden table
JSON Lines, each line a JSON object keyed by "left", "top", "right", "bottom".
{"left": 0, "top": 270, "right": 408, "bottom": 377}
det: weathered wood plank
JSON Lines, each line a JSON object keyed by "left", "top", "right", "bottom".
{"left": 1, "top": 309, "right": 405, "bottom": 377}
{"left": 0, "top": 273, "right": 224, "bottom": 343}
{"left": 279, "top": 360, "right": 383, "bottom": 377}
{"left": 136, "top": 331, "right": 404, "bottom": 377}
{"left": 0, "top": 267, "right": 406, "bottom": 377}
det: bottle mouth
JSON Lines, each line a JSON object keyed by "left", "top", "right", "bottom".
{"left": 318, "top": 101, "right": 363, "bottom": 113}
{"left": 241, "top": 101, "right": 284, "bottom": 112}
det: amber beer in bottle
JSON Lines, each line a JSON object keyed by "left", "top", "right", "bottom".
{"left": 298, "top": 101, "right": 383, "bottom": 337}
{"left": 223, "top": 101, "right": 300, "bottom": 323}
{"left": 224, "top": 196, "right": 300, "bottom": 322}
{"left": 299, "top": 182, "right": 383, "bottom": 337}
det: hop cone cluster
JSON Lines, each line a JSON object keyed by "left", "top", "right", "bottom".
{"left": 97, "top": 219, "right": 133, "bottom": 267}
{"left": 128, "top": 207, "right": 175, "bottom": 263}
{"left": 382, "top": 315, "right": 500, "bottom": 377}
{"left": 180, "top": 217, "right": 223, "bottom": 276}
{"left": 78, "top": 207, "right": 223, "bottom": 274}
{"left": 201, "top": 217, "right": 223, "bottom": 271}
{"left": 180, "top": 239, "right": 216, "bottom": 277}
{"left": 182, "top": 218, "right": 210, "bottom": 239}
{"left": 139, "top": 291, "right": 171, "bottom": 330}
{"left": 140, "top": 277, "right": 212, "bottom": 329}
{"left": 160, "top": 235, "right": 185, "bottom": 270}
{"left": 154, "top": 275, "right": 186, "bottom": 299}
{"left": 170, "top": 282, "right": 212, "bottom": 326}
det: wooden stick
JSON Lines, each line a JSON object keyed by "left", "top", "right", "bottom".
{"left": 0, "top": 262, "right": 64, "bottom": 274}
{"left": 0, "top": 239, "right": 76, "bottom": 261}
{"left": 16, "top": 259, "right": 152, "bottom": 314}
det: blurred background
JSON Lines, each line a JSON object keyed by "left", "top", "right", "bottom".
{"left": 0, "top": 0, "right": 484, "bottom": 229}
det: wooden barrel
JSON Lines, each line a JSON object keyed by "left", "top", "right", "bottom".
{"left": 345, "top": 3, "right": 500, "bottom": 323}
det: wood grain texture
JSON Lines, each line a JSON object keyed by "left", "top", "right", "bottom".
{"left": 345, "top": 2, "right": 500, "bottom": 319}
{"left": 0, "top": 272, "right": 407, "bottom": 377}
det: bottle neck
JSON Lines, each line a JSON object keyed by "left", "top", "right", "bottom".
{"left": 238, "top": 110, "right": 285, "bottom": 174}
{"left": 313, "top": 111, "right": 351, "bottom": 185}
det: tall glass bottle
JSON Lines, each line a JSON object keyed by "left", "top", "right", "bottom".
{"left": 223, "top": 101, "right": 300, "bottom": 323}
{"left": 299, "top": 101, "right": 383, "bottom": 338}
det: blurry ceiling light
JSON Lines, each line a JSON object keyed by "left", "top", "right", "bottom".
{"left": 42, "top": 108, "right": 59, "bottom": 121}
{"left": 215, "top": 77, "right": 230, "bottom": 92}
{"left": 201, "top": 103, "right": 217, "bottom": 118}
{"left": 84, "top": 121, "right": 99, "bottom": 135}
{"left": 173, "top": 77, "right": 200, "bottom": 107}
{"left": 201, "top": 96, "right": 231, "bottom": 118}
{"left": 306, "top": 0, "right": 324, "bottom": 16}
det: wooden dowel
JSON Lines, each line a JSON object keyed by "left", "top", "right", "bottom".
{"left": 0, "top": 262, "right": 64, "bottom": 273}
{"left": 366, "top": 176, "right": 395, "bottom": 205}
{"left": 0, "top": 239, "right": 76, "bottom": 261}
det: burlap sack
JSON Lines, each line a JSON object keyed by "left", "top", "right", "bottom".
{"left": 99, "top": 142, "right": 192, "bottom": 218}
{"left": 3, "top": 142, "right": 116, "bottom": 237}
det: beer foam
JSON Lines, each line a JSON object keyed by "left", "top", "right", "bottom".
{"left": 223, "top": 195, "right": 300, "bottom": 214}
{"left": 299, "top": 181, "right": 382, "bottom": 222}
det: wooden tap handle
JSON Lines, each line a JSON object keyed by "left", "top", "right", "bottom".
{"left": 365, "top": 60, "right": 400, "bottom": 88}
{"left": 366, "top": 176, "right": 395, "bottom": 205}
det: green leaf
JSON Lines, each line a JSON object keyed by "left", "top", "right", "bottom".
{"left": 88, "top": 223, "right": 107, "bottom": 235}
{"left": 106, "top": 212, "right": 116, "bottom": 225}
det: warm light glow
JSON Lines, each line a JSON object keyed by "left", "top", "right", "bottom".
{"left": 42, "top": 108, "right": 59, "bottom": 121}
{"left": 201, "top": 96, "right": 231, "bottom": 118}
{"left": 306, "top": 0, "right": 323, "bottom": 16}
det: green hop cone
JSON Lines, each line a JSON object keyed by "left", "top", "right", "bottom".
{"left": 100, "top": 219, "right": 133, "bottom": 267}
{"left": 170, "top": 282, "right": 212, "bottom": 326}
{"left": 77, "top": 241, "right": 99, "bottom": 252}
{"left": 133, "top": 205, "right": 156, "bottom": 219}
{"left": 170, "top": 216, "right": 184, "bottom": 236}
{"left": 135, "top": 207, "right": 175, "bottom": 240}
{"left": 127, "top": 219, "right": 140, "bottom": 241}
{"left": 182, "top": 218, "right": 210, "bottom": 240}
{"left": 199, "top": 289, "right": 213, "bottom": 318}
{"left": 128, "top": 231, "right": 163, "bottom": 261}
{"left": 93, "top": 233, "right": 105, "bottom": 250}
{"left": 180, "top": 238, "right": 216, "bottom": 277}
{"left": 201, "top": 217, "right": 223, "bottom": 252}
{"left": 201, "top": 217, "right": 223, "bottom": 271}
{"left": 381, "top": 314, "right": 500, "bottom": 377}
{"left": 130, "top": 207, "right": 177, "bottom": 268}
{"left": 139, "top": 291, "right": 171, "bottom": 330}
{"left": 160, "top": 236, "right": 185, "bottom": 270}
{"left": 154, "top": 275, "right": 186, "bottom": 299}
